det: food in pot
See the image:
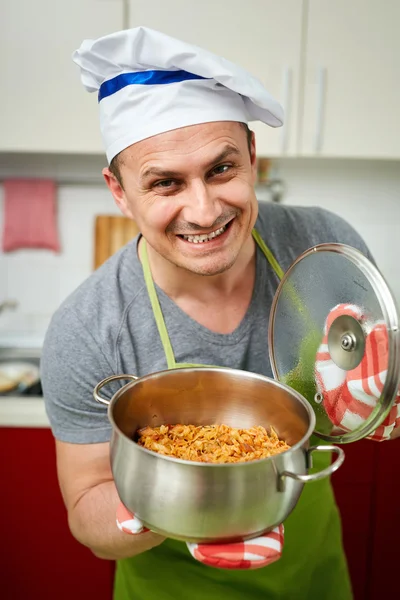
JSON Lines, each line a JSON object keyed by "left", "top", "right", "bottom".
{"left": 136, "top": 423, "right": 290, "bottom": 463}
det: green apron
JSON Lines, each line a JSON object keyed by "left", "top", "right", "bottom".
{"left": 114, "top": 230, "right": 353, "bottom": 600}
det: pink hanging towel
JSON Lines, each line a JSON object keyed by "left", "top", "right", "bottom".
{"left": 2, "top": 179, "right": 60, "bottom": 252}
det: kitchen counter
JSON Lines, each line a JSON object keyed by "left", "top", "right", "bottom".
{"left": 0, "top": 396, "right": 50, "bottom": 427}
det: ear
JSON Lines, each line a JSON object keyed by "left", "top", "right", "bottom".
{"left": 102, "top": 168, "right": 135, "bottom": 219}
{"left": 249, "top": 131, "right": 257, "bottom": 184}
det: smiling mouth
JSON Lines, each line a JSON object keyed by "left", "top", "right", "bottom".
{"left": 177, "top": 219, "right": 234, "bottom": 244}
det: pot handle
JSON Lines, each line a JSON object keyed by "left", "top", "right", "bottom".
{"left": 93, "top": 374, "right": 138, "bottom": 406}
{"left": 278, "top": 445, "right": 344, "bottom": 490}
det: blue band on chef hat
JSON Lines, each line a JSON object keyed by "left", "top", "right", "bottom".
{"left": 98, "top": 69, "right": 209, "bottom": 102}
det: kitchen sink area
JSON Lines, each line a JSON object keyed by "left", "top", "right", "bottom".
{"left": 0, "top": 346, "right": 42, "bottom": 397}
{"left": 0, "top": 346, "right": 48, "bottom": 428}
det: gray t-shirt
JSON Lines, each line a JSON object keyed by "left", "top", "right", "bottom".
{"left": 41, "top": 203, "right": 371, "bottom": 443}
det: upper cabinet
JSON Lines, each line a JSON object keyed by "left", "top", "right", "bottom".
{"left": 129, "top": 0, "right": 400, "bottom": 160}
{"left": 128, "top": 0, "right": 304, "bottom": 157}
{"left": 2, "top": 0, "right": 399, "bottom": 159}
{"left": 0, "top": 0, "right": 124, "bottom": 154}
{"left": 301, "top": 0, "right": 400, "bottom": 158}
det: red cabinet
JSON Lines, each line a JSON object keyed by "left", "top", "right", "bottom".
{"left": 0, "top": 428, "right": 114, "bottom": 600}
{"left": 332, "top": 437, "right": 400, "bottom": 600}
{"left": 366, "top": 438, "right": 400, "bottom": 598}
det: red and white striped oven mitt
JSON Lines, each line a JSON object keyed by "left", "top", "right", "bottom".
{"left": 116, "top": 502, "right": 284, "bottom": 570}
{"left": 315, "top": 303, "right": 400, "bottom": 441}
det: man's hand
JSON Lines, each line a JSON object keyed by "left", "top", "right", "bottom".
{"left": 117, "top": 503, "right": 284, "bottom": 570}
{"left": 56, "top": 440, "right": 165, "bottom": 560}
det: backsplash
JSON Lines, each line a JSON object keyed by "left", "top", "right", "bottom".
{"left": 0, "top": 156, "right": 399, "bottom": 347}
{"left": 0, "top": 181, "right": 121, "bottom": 346}
{"left": 278, "top": 158, "right": 400, "bottom": 300}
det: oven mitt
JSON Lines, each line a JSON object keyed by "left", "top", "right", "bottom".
{"left": 116, "top": 502, "right": 284, "bottom": 569}
{"left": 315, "top": 303, "right": 400, "bottom": 441}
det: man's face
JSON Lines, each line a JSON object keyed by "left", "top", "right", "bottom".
{"left": 105, "top": 121, "right": 258, "bottom": 276}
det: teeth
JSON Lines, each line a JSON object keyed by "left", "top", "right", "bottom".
{"left": 183, "top": 225, "right": 227, "bottom": 243}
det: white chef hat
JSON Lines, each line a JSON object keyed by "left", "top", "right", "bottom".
{"left": 72, "top": 26, "right": 284, "bottom": 163}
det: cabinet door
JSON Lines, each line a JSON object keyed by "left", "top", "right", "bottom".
{"left": 332, "top": 440, "right": 377, "bottom": 600}
{"left": 368, "top": 438, "right": 400, "bottom": 599}
{"left": 1, "top": 1, "right": 123, "bottom": 154}
{"left": 128, "top": 0, "right": 303, "bottom": 156}
{"left": 0, "top": 428, "right": 114, "bottom": 600}
{"left": 301, "top": 0, "right": 400, "bottom": 158}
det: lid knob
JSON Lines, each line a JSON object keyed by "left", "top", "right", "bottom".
{"left": 328, "top": 314, "right": 366, "bottom": 371}
{"left": 340, "top": 332, "right": 356, "bottom": 351}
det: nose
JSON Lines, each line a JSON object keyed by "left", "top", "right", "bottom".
{"left": 181, "top": 180, "right": 223, "bottom": 229}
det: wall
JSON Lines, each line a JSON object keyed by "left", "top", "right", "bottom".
{"left": 0, "top": 155, "right": 399, "bottom": 347}
{"left": 0, "top": 153, "right": 121, "bottom": 346}
{"left": 278, "top": 158, "right": 400, "bottom": 300}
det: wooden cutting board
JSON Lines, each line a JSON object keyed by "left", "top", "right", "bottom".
{"left": 94, "top": 215, "right": 140, "bottom": 270}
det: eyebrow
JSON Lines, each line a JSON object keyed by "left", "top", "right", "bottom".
{"left": 140, "top": 144, "right": 241, "bottom": 182}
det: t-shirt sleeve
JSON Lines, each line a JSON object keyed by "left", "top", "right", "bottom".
{"left": 41, "top": 305, "right": 120, "bottom": 444}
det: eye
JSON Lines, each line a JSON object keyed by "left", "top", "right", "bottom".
{"left": 153, "top": 179, "right": 176, "bottom": 189}
{"left": 211, "top": 164, "right": 231, "bottom": 176}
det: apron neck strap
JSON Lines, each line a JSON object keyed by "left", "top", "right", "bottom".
{"left": 141, "top": 238, "right": 177, "bottom": 369}
{"left": 251, "top": 229, "right": 285, "bottom": 280}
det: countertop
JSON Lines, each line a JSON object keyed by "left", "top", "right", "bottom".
{"left": 0, "top": 396, "right": 49, "bottom": 427}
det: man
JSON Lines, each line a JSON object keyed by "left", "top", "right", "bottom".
{"left": 41, "top": 26, "right": 397, "bottom": 599}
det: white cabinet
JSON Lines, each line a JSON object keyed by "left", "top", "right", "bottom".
{"left": 128, "top": 0, "right": 304, "bottom": 157}
{"left": 129, "top": 0, "right": 400, "bottom": 160}
{"left": 0, "top": 0, "right": 124, "bottom": 154}
{"left": 301, "top": 0, "right": 400, "bottom": 158}
{"left": 3, "top": 0, "right": 398, "bottom": 159}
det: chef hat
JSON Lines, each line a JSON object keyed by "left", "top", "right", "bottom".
{"left": 72, "top": 26, "right": 284, "bottom": 163}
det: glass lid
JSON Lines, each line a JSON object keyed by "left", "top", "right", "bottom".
{"left": 269, "top": 244, "right": 400, "bottom": 443}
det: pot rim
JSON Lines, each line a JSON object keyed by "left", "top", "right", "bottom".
{"left": 105, "top": 366, "right": 317, "bottom": 468}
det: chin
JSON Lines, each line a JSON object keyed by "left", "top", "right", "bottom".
{"left": 181, "top": 256, "right": 237, "bottom": 277}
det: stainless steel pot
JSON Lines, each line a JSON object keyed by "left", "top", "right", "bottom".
{"left": 94, "top": 367, "right": 344, "bottom": 543}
